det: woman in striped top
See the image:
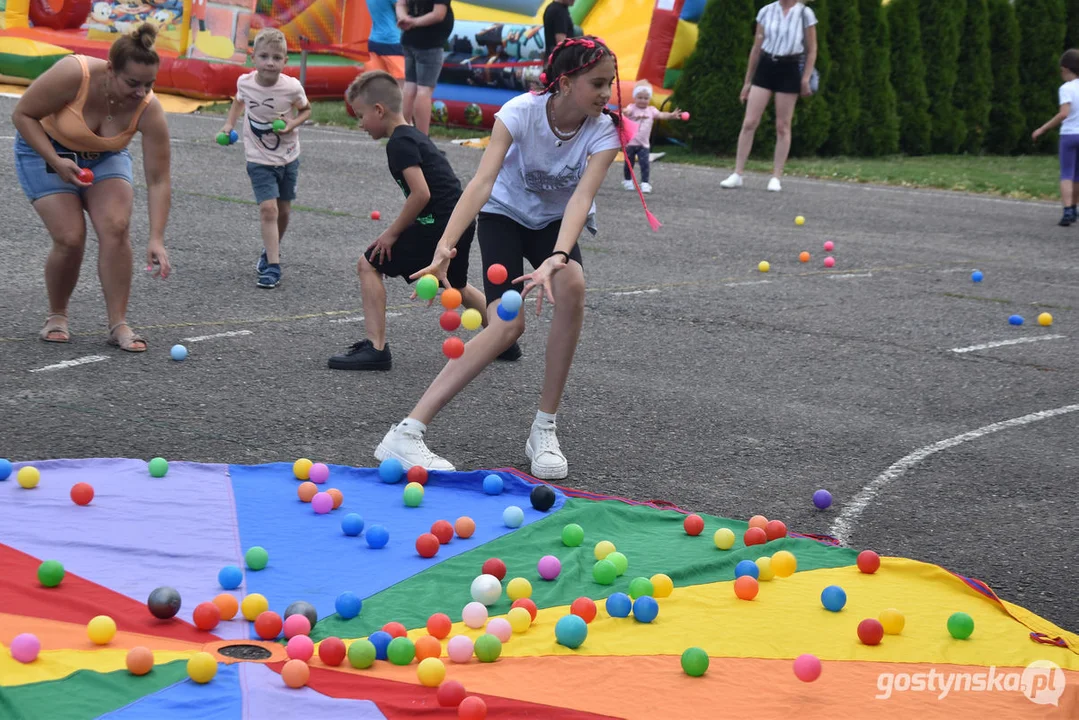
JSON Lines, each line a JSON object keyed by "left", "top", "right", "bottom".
{"left": 720, "top": 0, "right": 817, "bottom": 193}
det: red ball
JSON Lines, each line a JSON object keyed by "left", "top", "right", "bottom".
{"left": 511, "top": 597, "right": 537, "bottom": 621}
{"left": 255, "top": 611, "right": 283, "bottom": 640}
{"left": 70, "top": 482, "right": 94, "bottom": 506}
{"left": 481, "top": 558, "right": 507, "bottom": 580}
{"left": 443, "top": 336, "right": 465, "bottom": 359}
{"left": 458, "top": 696, "right": 488, "bottom": 719}
{"left": 77, "top": 168, "right": 94, "bottom": 183}
{"left": 416, "top": 532, "right": 440, "bottom": 558}
{"left": 857, "top": 550, "right": 881, "bottom": 574}
{"left": 438, "top": 679, "right": 468, "bottom": 707}
{"left": 427, "top": 612, "right": 452, "bottom": 639}
{"left": 431, "top": 520, "right": 455, "bottom": 544}
{"left": 857, "top": 618, "right": 884, "bottom": 646}
{"left": 318, "top": 636, "right": 347, "bottom": 666}
{"left": 382, "top": 621, "right": 407, "bottom": 638}
{"left": 486, "top": 263, "right": 508, "bottom": 285}
{"left": 193, "top": 601, "right": 221, "bottom": 631}
{"left": 683, "top": 514, "right": 705, "bottom": 536}
{"left": 765, "top": 519, "right": 788, "bottom": 541}
{"left": 744, "top": 527, "right": 768, "bottom": 546}
{"left": 370, "top": 210, "right": 381, "bottom": 220}
{"left": 440, "top": 311, "right": 461, "bottom": 332}
{"left": 570, "top": 597, "right": 597, "bottom": 623}
{"left": 407, "top": 465, "right": 428, "bottom": 485}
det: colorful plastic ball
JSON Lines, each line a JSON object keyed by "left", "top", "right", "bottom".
{"left": 212, "top": 593, "right": 238, "bottom": 620}
{"left": 947, "top": 612, "right": 975, "bottom": 639}
{"left": 748, "top": 515, "right": 768, "bottom": 530}
{"left": 1038, "top": 312, "right": 1053, "bottom": 326}
{"left": 455, "top": 516, "right": 476, "bottom": 538}
{"left": 628, "top": 576, "right": 655, "bottom": 599}
{"left": 447, "top": 634, "right": 475, "bottom": 663}
{"left": 148, "top": 586, "right": 182, "bottom": 619}
{"left": 605, "top": 592, "right": 632, "bottom": 618}
{"left": 501, "top": 289, "right": 523, "bottom": 313}
{"left": 255, "top": 611, "right": 283, "bottom": 640}
{"left": 511, "top": 597, "right": 538, "bottom": 621}
{"left": 438, "top": 679, "right": 468, "bottom": 707}
{"left": 187, "top": 652, "right": 217, "bottom": 683}
{"left": 87, "top": 615, "right": 116, "bottom": 645}
{"left": 414, "top": 656, "right": 445, "bottom": 687}
{"left": 313, "top": 492, "right": 334, "bottom": 514}
{"left": 795, "top": 215, "right": 806, "bottom": 226}
{"left": 496, "top": 301, "right": 518, "bottom": 322}
{"left": 471, "top": 574, "right": 502, "bottom": 606}
{"left": 507, "top": 577, "right": 532, "bottom": 600}
{"left": 217, "top": 565, "right": 242, "bottom": 590}
{"left": 857, "top": 550, "right": 881, "bottom": 574}
{"left": 37, "top": 560, "right": 64, "bottom": 587}
{"left": 823, "top": 240, "right": 834, "bottom": 251}
{"left": 371, "top": 210, "right": 381, "bottom": 220}
{"left": 530, "top": 483, "right": 556, "bottom": 511}
{"left": 734, "top": 576, "right": 759, "bottom": 600}
{"left": 632, "top": 596, "right": 660, "bottom": 623}
{"left": 537, "top": 555, "right": 562, "bottom": 580}
{"left": 283, "top": 614, "right": 311, "bottom": 639}
{"left": 744, "top": 527, "right": 768, "bottom": 546}
{"left": 765, "top": 519, "right": 788, "bottom": 540}
{"left": 10, "top": 633, "right": 40, "bottom": 663}
{"left": 486, "top": 617, "right": 512, "bottom": 643}
{"left": 415, "top": 634, "right": 442, "bottom": 661}
{"left": 971, "top": 270, "right": 983, "bottom": 283}
{"left": 387, "top": 637, "right": 416, "bottom": 665}
{"left": 440, "top": 287, "right": 463, "bottom": 310}
{"left": 126, "top": 646, "right": 153, "bottom": 675}
{"left": 821, "top": 585, "right": 847, "bottom": 612}
{"left": 416, "top": 274, "right": 439, "bottom": 300}
{"left": 605, "top": 551, "right": 628, "bottom": 576}
{"left": 272, "top": 118, "right": 287, "bottom": 132}
{"left": 427, "top": 612, "right": 452, "bottom": 638}
{"left": 193, "top": 602, "right": 221, "bottom": 631}
{"left": 755, "top": 556, "right": 775, "bottom": 581}
{"left": 507, "top": 606, "right": 532, "bottom": 633}
{"left": 416, "top": 533, "right": 440, "bottom": 558}
{"left": 880, "top": 608, "right": 905, "bottom": 635}
{"left": 571, "top": 597, "right": 597, "bottom": 623}
{"left": 461, "top": 308, "right": 483, "bottom": 331}
{"left": 347, "top": 639, "right": 377, "bottom": 669}
{"left": 369, "top": 631, "right": 393, "bottom": 660}
{"left": 70, "top": 482, "right": 94, "bottom": 505}
{"left": 17, "top": 466, "right": 40, "bottom": 488}
{"left": 681, "top": 111, "right": 690, "bottom": 120}
{"left": 482, "top": 474, "right": 503, "bottom": 494}
{"left": 813, "top": 489, "right": 833, "bottom": 509}
{"left": 342, "top": 513, "right": 365, "bottom": 536}
{"left": 758, "top": 260, "right": 770, "bottom": 273}
{"left": 799, "top": 251, "right": 811, "bottom": 263}
{"left": 169, "top": 343, "right": 188, "bottom": 361}
{"left": 379, "top": 458, "right": 404, "bottom": 483}
{"left": 287, "top": 634, "right": 315, "bottom": 662}
{"left": 335, "top": 591, "right": 362, "bottom": 619}
{"left": 592, "top": 559, "right": 617, "bottom": 585}
{"left": 650, "top": 573, "right": 674, "bottom": 598}
{"left": 1009, "top": 314, "right": 1024, "bottom": 326}
{"left": 407, "top": 465, "right": 428, "bottom": 485}
{"left": 440, "top": 310, "right": 462, "bottom": 332}
{"left": 443, "top": 337, "right": 466, "bottom": 359}
{"left": 298, "top": 481, "right": 318, "bottom": 502}
{"left": 319, "top": 636, "right": 347, "bottom": 666}
{"left": 555, "top": 614, "right": 588, "bottom": 649}
{"left": 734, "top": 560, "right": 760, "bottom": 580}
{"left": 561, "top": 523, "right": 584, "bottom": 547}
{"left": 403, "top": 483, "right": 424, "bottom": 507}
{"left": 308, "top": 462, "right": 329, "bottom": 484}
{"left": 683, "top": 514, "right": 705, "bottom": 536}
{"left": 474, "top": 633, "right": 502, "bottom": 662}
{"left": 281, "top": 658, "right": 310, "bottom": 688}
{"left": 360, "top": 524, "right": 389, "bottom": 550}
{"left": 713, "top": 528, "right": 736, "bottom": 550}
{"left": 824, "top": 256, "right": 836, "bottom": 268}
{"left": 284, "top": 600, "right": 318, "bottom": 628}
{"left": 793, "top": 653, "right": 822, "bottom": 682}
{"left": 245, "top": 546, "right": 268, "bottom": 571}
{"left": 459, "top": 696, "right": 488, "bottom": 719}
{"left": 431, "top": 519, "right": 455, "bottom": 544}
{"left": 293, "top": 458, "right": 313, "bottom": 479}
{"left": 0, "top": 458, "right": 12, "bottom": 481}
{"left": 241, "top": 593, "right": 269, "bottom": 621}
{"left": 481, "top": 558, "right": 507, "bottom": 580}
{"left": 462, "top": 601, "right": 489, "bottom": 629}
{"left": 593, "top": 540, "right": 616, "bottom": 560}
{"left": 858, "top": 618, "right": 885, "bottom": 645}
{"left": 771, "top": 550, "right": 798, "bottom": 577}
{"left": 148, "top": 457, "right": 168, "bottom": 478}
{"left": 503, "top": 505, "right": 524, "bottom": 528}
{"left": 487, "top": 263, "right": 508, "bottom": 284}
{"left": 681, "top": 647, "right": 709, "bottom": 677}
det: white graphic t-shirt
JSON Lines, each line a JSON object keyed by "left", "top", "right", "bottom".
{"left": 236, "top": 71, "right": 309, "bottom": 166}
{"left": 482, "top": 91, "right": 621, "bottom": 231}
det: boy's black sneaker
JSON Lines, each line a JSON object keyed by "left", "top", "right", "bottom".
{"left": 1060, "top": 207, "right": 1076, "bottom": 227}
{"left": 328, "top": 340, "right": 392, "bottom": 371}
{"left": 497, "top": 341, "right": 522, "bottom": 362}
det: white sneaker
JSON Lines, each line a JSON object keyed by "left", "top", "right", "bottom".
{"left": 375, "top": 423, "right": 455, "bottom": 471}
{"left": 622, "top": 179, "right": 634, "bottom": 190}
{"left": 767, "top": 177, "right": 782, "bottom": 192}
{"left": 720, "top": 173, "right": 743, "bottom": 189}
{"left": 640, "top": 182, "right": 652, "bottom": 193}
{"left": 525, "top": 422, "right": 568, "bottom": 480}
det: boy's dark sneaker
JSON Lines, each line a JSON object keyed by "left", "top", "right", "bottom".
{"left": 328, "top": 340, "right": 392, "bottom": 370}
{"left": 497, "top": 341, "right": 522, "bottom": 362}
{"left": 257, "top": 263, "right": 281, "bottom": 289}
{"left": 1060, "top": 207, "right": 1077, "bottom": 227}
{"left": 256, "top": 250, "right": 268, "bottom": 275}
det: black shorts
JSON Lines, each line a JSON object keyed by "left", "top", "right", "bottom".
{"left": 752, "top": 52, "right": 802, "bottom": 95}
{"left": 365, "top": 220, "right": 475, "bottom": 289}
{"left": 477, "top": 212, "right": 583, "bottom": 305}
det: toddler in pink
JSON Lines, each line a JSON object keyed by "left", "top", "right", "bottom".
{"left": 621, "top": 80, "right": 684, "bottom": 193}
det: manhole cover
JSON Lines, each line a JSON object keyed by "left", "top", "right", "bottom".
{"left": 217, "top": 644, "right": 272, "bottom": 661}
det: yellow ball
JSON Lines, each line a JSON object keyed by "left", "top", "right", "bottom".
{"left": 241, "top": 593, "right": 269, "bottom": 621}
{"left": 187, "top": 651, "right": 218, "bottom": 683}
{"left": 758, "top": 261, "right": 770, "bottom": 273}
{"left": 17, "top": 466, "right": 41, "bottom": 489}
{"left": 87, "top": 615, "right": 117, "bottom": 645}
{"left": 416, "top": 657, "right": 446, "bottom": 687}
{"left": 713, "top": 528, "right": 735, "bottom": 550}
{"left": 405, "top": 481, "right": 425, "bottom": 496}
{"left": 755, "top": 556, "right": 774, "bottom": 581}
{"left": 1038, "top": 312, "right": 1053, "bottom": 327}
{"left": 507, "top": 606, "right": 532, "bottom": 633}
{"left": 594, "top": 540, "right": 616, "bottom": 560}
{"left": 650, "top": 573, "right": 674, "bottom": 598}
{"left": 461, "top": 308, "right": 483, "bottom": 331}
{"left": 770, "top": 550, "right": 797, "bottom": 578}
{"left": 293, "top": 458, "right": 313, "bottom": 480}
{"left": 506, "top": 577, "right": 532, "bottom": 600}
{"left": 795, "top": 215, "right": 805, "bottom": 225}
{"left": 880, "top": 608, "right": 905, "bottom": 635}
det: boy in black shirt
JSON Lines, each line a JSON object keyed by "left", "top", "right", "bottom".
{"left": 543, "top": 0, "right": 575, "bottom": 57}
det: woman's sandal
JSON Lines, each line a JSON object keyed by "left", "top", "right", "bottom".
{"left": 39, "top": 313, "right": 70, "bottom": 343}
{"left": 107, "top": 322, "right": 148, "bottom": 353}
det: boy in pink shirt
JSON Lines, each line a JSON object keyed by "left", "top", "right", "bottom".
{"left": 621, "top": 81, "right": 683, "bottom": 193}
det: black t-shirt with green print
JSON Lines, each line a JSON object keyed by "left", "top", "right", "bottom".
{"left": 386, "top": 125, "right": 462, "bottom": 227}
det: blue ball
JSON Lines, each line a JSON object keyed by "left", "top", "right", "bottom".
{"left": 170, "top": 344, "right": 188, "bottom": 361}
{"left": 503, "top": 505, "right": 524, "bottom": 528}
{"left": 496, "top": 303, "right": 518, "bottom": 322}
{"left": 482, "top": 473, "right": 504, "bottom": 495}
{"left": 0, "top": 458, "right": 12, "bottom": 481}
{"left": 813, "top": 489, "right": 833, "bottom": 510}
{"left": 632, "top": 595, "right": 659, "bottom": 623}
{"left": 821, "top": 585, "right": 847, "bottom": 612}
{"left": 217, "top": 565, "right": 243, "bottom": 590}
{"left": 341, "top": 513, "right": 365, "bottom": 536}
{"left": 1008, "top": 314, "right": 1024, "bottom": 326}
{"left": 379, "top": 458, "right": 404, "bottom": 483}
{"left": 229, "top": 129, "right": 239, "bottom": 144}
{"left": 501, "top": 289, "right": 523, "bottom": 313}
{"left": 335, "top": 591, "right": 362, "bottom": 619}
{"left": 366, "top": 524, "right": 389, "bottom": 548}
{"left": 971, "top": 270, "right": 983, "bottom": 283}
{"left": 555, "top": 614, "right": 588, "bottom": 648}
{"left": 605, "top": 592, "right": 632, "bottom": 618}
{"left": 369, "top": 630, "right": 393, "bottom": 659}
{"left": 735, "top": 560, "right": 760, "bottom": 580}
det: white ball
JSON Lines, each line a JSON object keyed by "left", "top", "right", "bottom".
{"left": 470, "top": 573, "right": 503, "bottom": 606}
{"left": 461, "top": 601, "right": 489, "bottom": 628}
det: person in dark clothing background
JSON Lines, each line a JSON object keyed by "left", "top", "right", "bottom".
{"left": 543, "top": 0, "right": 576, "bottom": 57}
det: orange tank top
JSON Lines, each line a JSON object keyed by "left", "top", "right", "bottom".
{"left": 40, "top": 55, "right": 154, "bottom": 153}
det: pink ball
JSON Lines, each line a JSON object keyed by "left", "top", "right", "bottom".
{"left": 311, "top": 492, "right": 333, "bottom": 514}
{"left": 309, "top": 462, "right": 329, "bottom": 484}
{"left": 447, "top": 635, "right": 474, "bottom": 663}
{"left": 793, "top": 653, "right": 822, "bottom": 682}
{"left": 10, "top": 633, "right": 40, "bottom": 663}
{"left": 461, "top": 601, "right": 488, "bottom": 629}
{"left": 286, "top": 634, "right": 314, "bottom": 662}
{"left": 486, "top": 617, "right": 512, "bottom": 643}
{"left": 823, "top": 241, "right": 834, "bottom": 252}
{"left": 537, "top": 555, "right": 561, "bottom": 580}
{"left": 681, "top": 111, "right": 690, "bottom": 121}
{"left": 824, "top": 256, "right": 836, "bottom": 268}
{"left": 283, "top": 614, "right": 311, "bottom": 639}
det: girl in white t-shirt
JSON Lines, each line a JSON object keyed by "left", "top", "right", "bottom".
{"left": 1033, "top": 49, "right": 1079, "bottom": 226}
{"left": 375, "top": 36, "right": 658, "bottom": 480}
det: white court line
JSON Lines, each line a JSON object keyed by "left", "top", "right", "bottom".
{"left": 612, "top": 288, "right": 660, "bottom": 296}
{"left": 329, "top": 312, "right": 401, "bottom": 324}
{"left": 182, "top": 330, "right": 253, "bottom": 343}
{"left": 951, "top": 335, "right": 1066, "bottom": 353}
{"left": 828, "top": 273, "right": 873, "bottom": 279}
{"left": 724, "top": 280, "right": 772, "bottom": 287}
{"left": 29, "top": 355, "right": 108, "bottom": 373}
{"left": 829, "top": 403, "right": 1079, "bottom": 546}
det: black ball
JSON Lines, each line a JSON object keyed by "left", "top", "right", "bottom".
{"left": 530, "top": 484, "right": 556, "bottom": 512}
{"left": 284, "top": 600, "right": 318, "bottom": 629}
{"left": 147, "top": 586, "right": 182, "bottom": 619}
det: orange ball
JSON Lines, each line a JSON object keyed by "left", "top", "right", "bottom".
{"left": 213, "top": 593, "right": 239, "bottom": 620}
{"left": 454, "top": 516, "right": 476, "bottom": 539}
{"left": 683, "top": 514, "right": 705, "bottom": 536}
{"left": 193, "top": 601, "right": 221, "bottom": 631}
{"left": 748, "top": 515, "right": 769, "bottom": 530}
{"left": 744, "top": 527, "right": 768, "bottom": 546}
{"left": 327, "top": 488, "right": 344, "bottom": 509}
{"left": 416, "top": 532, "right": 440, "bottom": 558}
{"left": 126, "top": 646, "right": 154, "bottom": 675}
{"left": 298, "top": 481, "right": 318, "bottom": 502}
{"left": 407, "top": 465, "right": 428, "bottom": 485}
{"left": 427, "top": 612, "right": 453, "bottom": 639}
{"left": 799, "top": 251, "right": 810, "bottom": 263}
{"left": 281, "top": 658, "right": 310, "bottom": 688}
{"left": 441, "top": 287, "right": 463, "bottom": 310}
{"left": 443, "top": 337, "right": 465, "bottom": 359}
{"left": 70, "top": 482, "right": 94, "bottom": 506}
{"left": 734, "top": 575, "right": 759, "bottom": 600}
{"left": 255, "top": 611, "right": 283, "bottom": 640}
{"left": 765, "top": 519, "right": 788, "bottom": 541}
{"left": 431, "top": 520, "right": 454, "bottom": 544}
{"left": 415, "top": 634, "right": 442, "bottom": 661}
{"left": 511, "top": 598, "right": 538, "bottom": 622}
{"left": 383, "top": 621, "right": 408, "bottom": 638}
{"left": 570, "top": 597, "right": 597, "bottom": 623}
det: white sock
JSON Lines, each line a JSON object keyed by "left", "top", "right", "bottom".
{"left": 534, "top": 410, "right": 557, "bottom": 427}
{"left": 399, "top": 418, "right": 427, "bottom": 434}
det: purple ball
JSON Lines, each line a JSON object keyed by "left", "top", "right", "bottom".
{"left": 813, "top": 489, "right": 833, "bottom": 510}
{"left": 10, "top": 633, "right": 40, "bottom": 663}
{"left": 537, "top": 554, "right": 561, "bottom": 580}
{"left": 312, "top": 491, "right": 333, "bottom": 514}
{"left": 309, "top": 462, "right": 330, "bottom": 484}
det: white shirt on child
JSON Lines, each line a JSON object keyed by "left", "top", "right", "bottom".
{"left": 1060, "top": 79, "right": 1079, "bottom": 135}
{"left": 483, "top": 92, "right": 622, "bottom": 232}
{"left": 235, "top": 72, "right": 309, "bottom": 166}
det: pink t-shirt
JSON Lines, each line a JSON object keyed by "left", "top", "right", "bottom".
{"left": 623, "top": 104, "right": 660, "bottom": 148}
{"left": 236, "top": 71, "right": 310, "bottom": 166}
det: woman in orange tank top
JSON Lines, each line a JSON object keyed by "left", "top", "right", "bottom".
{"left": 11, "top": 23, "right": 172, "bottom": 352}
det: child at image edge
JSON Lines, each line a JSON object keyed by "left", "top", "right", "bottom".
{"left": 621, "top": 80, "right": 683, "bottom": 194}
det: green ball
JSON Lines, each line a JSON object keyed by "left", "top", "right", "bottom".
{"left": 148, "top": 457, "right": 168, "bottom": 478}
{"left": 347, "top": 639, "right": 376, "bottom": 668}
{"left": 245, "top": 546, "right": 268, "bottom": 571}
{"left": 592, "top": 559, "right": 617, "bottom": 585}
{"left": 474, "top": 633, "right": 502, "bottom": 662}
{"left": 403, "top": 485, "right": 424, "bottom": 507}
{"left": 272, "top": 118, "right": 286, "bottom": 132}
{"left": 216, "top": 132, "right": 229, "bottom": 146}
{"left": 561, "top": 523, "right": 584, "bottom": 547}
{"left": 629, "top": 576, "right": 654, "bottom": 599}
{"left": 606, "top": 551, "right": 628, "bottom": 576}
{"left": 38, "top": 560, "right": 65, "bottom": 587}
{"left": 415, "top": 274, "right": 439, "bottom": 301}
{"left": 947, "top": 611, "right": 974, "bottom": 640}
{"left": 387, "top": 636, "right": 416, "bottom": 665}
{"left": 681, "top": 647, "right": 709, "bottom": 677}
